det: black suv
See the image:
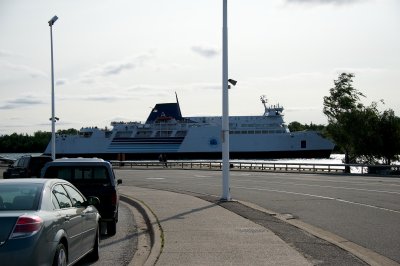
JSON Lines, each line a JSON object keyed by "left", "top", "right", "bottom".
{"left": 41, "top": 158, "right": 122, "bottom": 235}
{"left": 3, "top": 155, "right": 53, "bottom": 179}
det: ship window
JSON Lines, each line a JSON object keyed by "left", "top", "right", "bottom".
{"left": 255, "top": 130, "right": 261, "bottom": 134}
{"left": 135, "top": 131, "right": 152, "bottom": 137}
{"left": 248, "top": 130, "right": 254, "bottom": 134}
{"left": 115, "top": 131, "right": 133, "bottom": 138}
{"left": 155, "top": 131, "right": 172, "bottom": 137}
{"left": 301, "top": 140, "right": 307, "bottom": 149}
{"left": 241, "top": 131, "right": 247, "bottom": 134}
{"left": 82, "top": 132, "right": 92, "bottom": 138}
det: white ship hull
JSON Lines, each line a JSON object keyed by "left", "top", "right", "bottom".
{"left": 44, "top": 97, "right": 334, "bottom": 160}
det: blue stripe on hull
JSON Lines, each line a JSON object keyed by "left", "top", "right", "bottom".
{"left": 111, "top": 137, "right": 184, "bottom": 143}
{"left": 109, "top": 137, "right": 183, "bottom": 152}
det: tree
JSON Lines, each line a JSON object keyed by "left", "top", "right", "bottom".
{"left": 323, "top": 73, "right": 365, "bottom": 121}
{"left": 288, "top": 121, "right": 326, "bottom": 133}
{"left": 343, "top": 104, "right": 380, "bottom": 164}
{"left": 57, "top": 128, "right": 79, "bottom": 135}
{"left": 323, "top": 73, "right": 400, "bottom": 171}
{"left": 323, "top": 73, "right": 365, "bottom": 171}
{"left": 0, "top": 131, "right": 51, "bottom": 152}
{"left": 288, "top": 121, "right": 306, "bottom": 132}
{"left": 376, "top": 109, "right": 400, "bottom": 165}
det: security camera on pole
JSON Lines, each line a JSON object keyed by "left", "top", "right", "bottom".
{"left": 48, "top": 15, "right": 58, "bottom": 160}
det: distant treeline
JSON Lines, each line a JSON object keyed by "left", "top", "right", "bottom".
{"left": 287, "top": 122, "right": 326, "bottom": 132}
{"left": 0, "top": 129, "right": 78, "bottom": 153}
{"left": 0, "top": 131, "right": 51, "bottom": 153}
{"left": 0, "top": 125, "right": 321, "bottom": 153}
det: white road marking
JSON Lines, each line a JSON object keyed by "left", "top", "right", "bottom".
{"left": 146, "top": 177, "right": 165, "bottom": 180}
{"left": 234, "top": 179, "right": 400, "bottom": 195}
{"left": 232, "top": 185, "right": 400, "bottom": 214}
{"left": 194, "top": 175, "right": 212, "bottom": 178}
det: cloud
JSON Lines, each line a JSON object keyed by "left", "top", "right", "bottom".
{"left": 82, "top": 61, "right": 134, "bottom": 78}
{"left": 191, "top": 46, "right": 220, "bottom": 58}
{"left": 100, "top": 62, "right": 135, "bottom": 76}
{"left": 332, "top": 67, "right": 389, "bottom": 75}
{"left": 83, "top": 95, "right": 127, "bottom": 102}
{"left": 128, "top": 82, "right": 221, "bottom": 93}
{"left": 285, "top": 106, "right": 321, "bottom": 112}
{"left": 191, "top": 82, "right": 221, "bottom": 90}
{"left": 60, "top": 94, "right": 134, "bottom": 103}
{"left": 128, "top": 85, "right": 161, "bottom": 93}
{"left": 250, "top": 72, "right": 324, "bottom": 82}
{"left": 0, "top": 49, "right": 16, "bottom": 57}
{"left": 0, "top": 96, "right": 45, "bottom": 110}
{"left": 80, "top": 53, "right": 154, "bottom": 82}
{"left": 56, "top": 79, "right": 68, "bottom": 86}
{"left": 285, "top": 0, "right": 366, "bottom": 5}
{"left": 0, "top": 61, "right": 47, "bottom": 79}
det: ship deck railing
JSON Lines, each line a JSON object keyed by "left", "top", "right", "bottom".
{"left": 110, "top": 160, "right": 400, "bottom": 175}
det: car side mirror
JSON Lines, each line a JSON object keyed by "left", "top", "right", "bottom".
{"left": 117, "top": 179, "right": 122, "bottom": 185}
{"left": 86, "top": 196, "right": 100, "bottom": 207}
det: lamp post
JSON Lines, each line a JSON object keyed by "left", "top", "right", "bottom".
{"left": 49, "top": 15, "right": 58, "bottom": 160}
{"left": 221, "top": 0, "right": 230, "bottom": 201}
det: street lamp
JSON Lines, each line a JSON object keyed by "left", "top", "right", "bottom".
{"left": 49, "top": 15, "right": 58, "bottom": 160}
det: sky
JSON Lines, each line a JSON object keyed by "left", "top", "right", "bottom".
{"left": 1, "top": 0, "right": 399, "bottom": 135}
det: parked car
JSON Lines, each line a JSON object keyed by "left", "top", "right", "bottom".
{"left": 0, "top": 178, "right": 100, "bottom": 266}
{"left": 2, "top": 155, "right": 52, "bottom": 179}
{"left": 41, "top": 158, "right": 122, "bottom": 235}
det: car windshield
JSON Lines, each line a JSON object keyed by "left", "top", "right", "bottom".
{"left": 44, "top": 166, "right": 111, "bottom": 185}
{"left": 0, "top": 183, "right": 43, "bottom": 211}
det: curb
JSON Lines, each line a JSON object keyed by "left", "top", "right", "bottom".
{"left": 120, "top": 195, "right": 163, "bottom": 266}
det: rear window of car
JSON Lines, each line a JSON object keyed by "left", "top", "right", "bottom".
{"left": 31, "top": 157, "right": 52, "bottom": 165}
{"left": 16, "top": 157, "right": 28, "bottom": 167}
{"left": 44, "top": 166, "right": 111, "bottom": 184}
{"left": 30, "top": 157, "right": 52, "bottom": 171}
{"left": 0, "top": 183, "right": 42, "bottom": 211}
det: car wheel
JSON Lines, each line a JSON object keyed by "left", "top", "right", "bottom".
{"left": 107, "top": 220, "right": 117, "bottom": 236}
{"left": 88, "top": 226, "right": 100, "bottom": 261}
{"left": 53, "top": 243, "right": 67, "bottom": 266}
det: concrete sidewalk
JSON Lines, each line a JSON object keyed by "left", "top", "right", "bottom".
{"left": 120, "top": 186, "right": 312, "bottom": 266}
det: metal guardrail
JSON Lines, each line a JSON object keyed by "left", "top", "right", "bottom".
{"left": 110, "top": 160, "right": 400, "bottom": 175}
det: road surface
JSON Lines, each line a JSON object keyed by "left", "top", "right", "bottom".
{"left": 116, "top": 168, "right": 400, "bottom": 263}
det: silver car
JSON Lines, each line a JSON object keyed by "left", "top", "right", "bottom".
{"left": 0, "top": 179, "right": 101, "bottom": 266}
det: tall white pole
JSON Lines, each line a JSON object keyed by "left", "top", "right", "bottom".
{"left": 221, "top": 0, "right": 231, "bottom": 201}
{"left": 49, "top": 16, "right": 58, "bottom": 160}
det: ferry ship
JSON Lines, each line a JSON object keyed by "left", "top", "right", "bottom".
{"left": 44, "top": 96, "right": 334, "bottom": 160}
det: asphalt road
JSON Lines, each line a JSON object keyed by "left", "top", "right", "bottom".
{"left": 116, "top": 168, "right": 400, "bottom": 263}
{"left": 76, "top": 202, "right": 137, "bottom": 266}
